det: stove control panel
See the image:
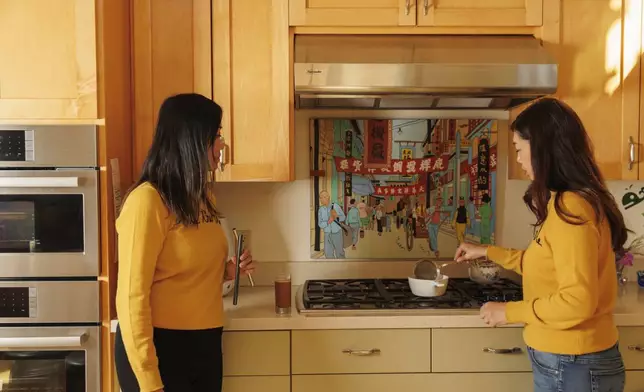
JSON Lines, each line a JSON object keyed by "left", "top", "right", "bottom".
{"left": 0, "top": 129, "right": 35, "bottom": 162}
{"left": 0, "top": 287, "right": 37, "bottom": 318}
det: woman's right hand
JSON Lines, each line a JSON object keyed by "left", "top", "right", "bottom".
{"left": 454, "top": 242, "right": 488, "bottom": 262}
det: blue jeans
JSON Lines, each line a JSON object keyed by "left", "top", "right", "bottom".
{"left": 528, "top": 344, "right": 625, "bottom": 392}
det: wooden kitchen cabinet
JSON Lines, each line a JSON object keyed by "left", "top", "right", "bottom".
{"left": 0, "top": 0, "right": 98, "bottom": 120}
{"left": 223, "top": 376, "right": 290, "bottom": 392}
{"left": 417, "top": 0, "right": 543, "bottom": 27}
{"left": 508, "top": 0, "right": 642, "bottom": 180}
{"left": 289, "top": 0, "right": 542, "bottom": 27}
{"left": 223, "top": 331, "right": 291, "bottom": 376}
{"left": 213, "top": 0, "right": 294, "bottom": 182}
{"left": 626, "top": 372, "right": 644, "bottom": 392}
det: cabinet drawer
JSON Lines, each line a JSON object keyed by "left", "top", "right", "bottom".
{"left": 292, "top": 329, "right": 430, "bottom": 374}
{"left": 432, "top": 328, "right": 531, "bottom": 372}
{"left": 626, "top": 371, "right": 644, "bottom": 392}
{"left": 620, "top": 327, "right": 644, "bottom": 370}
{"left": 223, "top": 376, "right": 290, "bottom": 392}
{"left": 293, "top": 373, "right": 533, "bottom": 392}
{"left": 223, "top": 331, "right": 290, "bottom": 376}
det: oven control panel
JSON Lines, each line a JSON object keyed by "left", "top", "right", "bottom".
{"left": 0, "top": 287, "right": 36, "bottom": 318}
{"left": 0, "top": 129, "right": 35, "bottom": 162}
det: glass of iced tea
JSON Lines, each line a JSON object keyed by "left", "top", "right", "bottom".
{"left": 274, "top": 273, "right": 292, "bottom": 315}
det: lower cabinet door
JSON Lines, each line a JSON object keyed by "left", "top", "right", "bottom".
{"left": 223, "top": 376, "right": 290, "bottom": 392}
{"left": 626, "top": 371, "right": 644, "bottom": 392}
{"left": 293, "top": 373, "right": 533, "bottom": 392}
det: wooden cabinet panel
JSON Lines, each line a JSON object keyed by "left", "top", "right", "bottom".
{"left": 131, "top": 0, "right": 211, "bottom": 177}
{"left": 509, "top": 0, "right": 641, "bottom": 180}
{"left": 213, "top": 0, "right": 294, "bottom": 182}
{"left": 432, "top": 328, "right": 532, "bottom": 372}
{"left": 620, "top": 327, "right": 644, "bottom": 371}
{"left": 626, "top": 372, "right": 644, "bottom": 392}
{"left": 291, "top": 329, "right": 430, "bottom": 374}
{"left": 289, "top": 0, "right": 416, "bottom": 27}
{"left": 0, "top": 0, "right": 97, "bottom": 119}
{"left": 223, "top": 376, "right": 290, "bottom": 392}
{"left": 293, "top": 373, "right": 533, "bottom": 392}
{"left": 418, "top": 0, "right": 543, "bottom": 27}
{"left": 223, "top": 331, "right": 290, "bottom": 376}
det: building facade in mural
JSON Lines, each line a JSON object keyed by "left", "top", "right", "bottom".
{"left": 310, "top": 119, "right": 499, "bottom": 260}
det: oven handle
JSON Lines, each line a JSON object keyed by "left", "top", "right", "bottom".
{"left": 0, "top": 177, "right": 79, "bottom": 188}
{"left": 0, "top": 334, "right": 87, "bottom": 349}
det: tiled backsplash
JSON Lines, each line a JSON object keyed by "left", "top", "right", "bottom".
{"left": 215, "top": 111, "right": 644, "bottom": 284}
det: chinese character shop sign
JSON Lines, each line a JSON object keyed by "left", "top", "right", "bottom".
{"left": 477, "top": 138, "right": 490, "bottom": 191}
{"left": 364, "top": 120, "right": 392, "bottom": 168}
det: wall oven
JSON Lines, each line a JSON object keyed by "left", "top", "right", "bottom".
{"left": 0, "top": 126, "right": 98, "bottom": 278}
{"left": 0, "top": 280, "right": 99, "bottom": 391}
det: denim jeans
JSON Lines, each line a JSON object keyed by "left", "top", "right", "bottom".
{"left": 528, "top": 344, "right": 625, "bottom": 392}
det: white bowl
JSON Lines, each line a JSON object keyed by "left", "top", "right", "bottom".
{"left": 408, "top": 275, "right": 449, "bottom": 297}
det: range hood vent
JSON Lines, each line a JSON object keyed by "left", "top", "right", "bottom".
{"left": 294, "top": 35, "right": 558, "bottom": 110}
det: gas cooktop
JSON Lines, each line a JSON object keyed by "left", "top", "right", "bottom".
{"left": 299, "top": 278, "right": 522, "bottom": 311}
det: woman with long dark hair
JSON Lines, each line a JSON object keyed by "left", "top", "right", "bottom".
{"left": 114, "top": 93, "right": 254, "bottom": 392}
{"left": 455, "top": 98, "right": 627, "bottom": 392}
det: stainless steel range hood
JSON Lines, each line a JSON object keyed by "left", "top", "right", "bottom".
{"left": 294, "top": 35, "right": 558, "bottom": 110}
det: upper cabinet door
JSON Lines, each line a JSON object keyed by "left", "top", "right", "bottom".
{"left": 0, "top": 0, "right": 98, "bottom": 120}
{"left": 289, "top": 0, "right": 417, "bottom": 26}
{"left": 417, "top": 0, "right": 543, "bottom": 27}
{"left": 213, "top": 0, "right": 294, "bottom": 182}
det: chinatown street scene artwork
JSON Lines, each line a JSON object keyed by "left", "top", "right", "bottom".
{"left": 310, "top": 119, "right": 498, "bottom": 260}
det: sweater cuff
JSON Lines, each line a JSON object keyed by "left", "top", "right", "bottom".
{"left": 505, "top": 300, "right": 532, "bottom": 324}
{"left": 134, "top": 368, "right": 163, "bottom": 392}
{"left": 485, "top": 245, "right": 504, "bottom": 262}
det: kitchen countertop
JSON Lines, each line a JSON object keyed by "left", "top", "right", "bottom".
{"left": 111, "top": 283, "right": 644, "bottom": 332}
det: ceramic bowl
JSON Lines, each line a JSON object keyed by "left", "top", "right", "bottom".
{"left": 469, "top": 260, "right": 501, "bottom": 285}
{"left": 408, "top": 275, "right": 449, "bottom": 297}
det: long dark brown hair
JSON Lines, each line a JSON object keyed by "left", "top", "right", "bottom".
{"left": 511, "top": 97, "right": 627, "bottom": 251}
{"left": 131, "top": 93, "right": 222, "bottom": 226}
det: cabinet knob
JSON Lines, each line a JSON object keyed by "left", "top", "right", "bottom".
{"left": 342, "top": 348, "right": 381, "bottom": 356}
{"left": 405, "top": 0, "right": 411, "bottom": 15}
{"left": 628, "top": 345, "right": 644, "bottom": 352}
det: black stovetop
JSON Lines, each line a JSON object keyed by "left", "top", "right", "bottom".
{"left": 301, "top": 278, "right": 522, "bottom": 310}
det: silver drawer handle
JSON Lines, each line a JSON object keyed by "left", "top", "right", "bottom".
{"left": 342, "top": 348, "right": 381, "bottom": 356}
{"left": 424, "top": 0, "right": 433, "bottom": 16}
{"left": 483, "top": 347, "right": 523, "bottom": 354}
{"left": 405, "top": 0, "right": 411, "bottom": 15}
{"left": 629, "top": 136, "right": 635, "bottom": 170}
{"left": 628, "top": 345, "right": 644, "bottom": 352}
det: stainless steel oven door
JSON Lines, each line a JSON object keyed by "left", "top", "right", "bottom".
{"left": 0, "top": 326, "right": 99, "bottom": 392}
{"left": 0, "top": 170, "right": 98, "bottom": 277}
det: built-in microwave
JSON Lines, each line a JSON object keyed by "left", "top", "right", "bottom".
{"left": 0, "top": 126, "right": 99, "bottom": 278}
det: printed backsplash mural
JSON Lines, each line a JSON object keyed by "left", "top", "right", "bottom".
{"left": 310, "top": 119, "right": 499, "bottom": 260}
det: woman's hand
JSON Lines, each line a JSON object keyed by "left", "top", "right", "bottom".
{"left": 226, "top": 249, "right": 255, "bottom": 280}
{"left": 453, "top": 242, "right": 488, "bottom": 262}
{"left": 480, "top": 302, "right": 507, "bottom": 327}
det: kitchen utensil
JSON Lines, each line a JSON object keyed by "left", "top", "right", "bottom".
{"left": 469, "top": 259, "right": 501, "bottom": 285}
{"left": 414, "top": 259, "right": 451, "bottom": 280}
{"left": 232, "top": 229, "right": 245, "bottom": 305}
{"left": 408, "top": 274, "right": 449, "bottom": 297}
{"left": 231, "top": 227, "right": 254, "bottom": 287}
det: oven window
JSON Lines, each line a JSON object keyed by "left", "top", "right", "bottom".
{"left": 0, "top": 351, "right": 85, "bottom": 391}
{"left": 0, "top": 195, "right": 84, "bottom": 253}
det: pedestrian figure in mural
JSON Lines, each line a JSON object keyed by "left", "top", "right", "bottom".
{"left": 479, "top": 193, "right": 493, "bottom": 244}
{"left": 375, "top": 203, "right": 384, "bottom": 236}
{"left": 426, "top": 196, "right": 443, "bottom": 258}
{"left": 453, "top": 196, "right": 470, "bottom": 244}
{"left": 317, "top": 190, "right": 346, "bottom": 258}
{"left": 357, "top": 200, "right": 369, "bottom": 237}
{"left": 467, "top": 196, "right": 477, "bottom": 235}
{"left": 346, "top": 198, "right": 361, "bottom": 250}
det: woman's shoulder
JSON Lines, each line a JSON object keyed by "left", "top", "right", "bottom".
{"left": 120, "top": 182, "right": 169, "bottom": 218}
{"left": 550, "top": 191, "right": 597, "bottom": 224}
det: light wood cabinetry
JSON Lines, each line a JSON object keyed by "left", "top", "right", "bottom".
{"left": 0, "top": 0, "right": 98, "bottom": 120}
{"left": 291, "top": 329, "right": 430, "bottom": 374}
{"left": 293, "top": 373, "right": 534, "bottom": 392}
{"left": 508, "top": 0, "right": 643, "bottom": 180}
{"left": 213, "top": 0, "right": 294, "bottom": 182}
{"left": 223, "top": 331, "right": 291, "bottom": 376}
{"left": 431, "top": 328, "right": 531, "bottom": 372}
{"left": 223, "top": 376, "right": 290, "bottom": 392}
{"left": 620, "top": 327, "right": 644, "bottom": 370}
{"left": 289, "top": 0, "right": 543, "bottom": 27}
{"left": 626, "top": 372, "right": 644, "bottom": 392}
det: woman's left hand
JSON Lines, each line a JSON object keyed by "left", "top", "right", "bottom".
{"left": 480, "top": 302, "right": 507, "bottom": 327}
{"left": 226, "top": 249, "right": 255, "bottom": 280}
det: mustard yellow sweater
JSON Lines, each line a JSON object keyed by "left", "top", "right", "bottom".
{"left": 487, "top": 192, "right": 619, "bottom": 355}
{"left": 115, "top": 183, "right": 228, "bottom": 392}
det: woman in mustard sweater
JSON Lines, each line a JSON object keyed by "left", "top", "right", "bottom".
{"left": 114, "top": 94, "right": 254, "bottom": 392}
{"left": 455, "top": 98, "right": 627, "bottom": 392}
